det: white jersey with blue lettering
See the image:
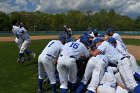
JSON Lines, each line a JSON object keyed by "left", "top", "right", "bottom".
{"left": 112, "top": 33, "right": 127, "bottom": 50}
{"left": 112, "top": 33, "right": 123, "bottom": 43}
{"left": 41, "top": 40, "right": 64, "bottom": 58}
{"left": 97, "top": 41, "right": 124, "bottom": 63}
{"left": 12, "top": 25, "right": 23, "bottom": 38}
{"left": 115, "top": 40, "right": 129, "bottom": 57}
{"left": 60, "top": 41, "right": 89, "bottom": 60}
{"left": 57, "top": 41, "right": 89, "bottom": 89}
{"left": 20, "top": 27, "right": 30, "bottom": 40}
{"left": 12, "top": 25, "right": 23, "bottom": 48}
{"left": 115, "top": 40, "right": 140, "bottom": 74}
{"left": 97, "top": 41, "right": 138, "bottom": 91}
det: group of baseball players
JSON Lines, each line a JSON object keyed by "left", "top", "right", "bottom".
{"left": 12, "top": 20, "right": 36, "bottom": 63}
{"left": 37, "top": 26, "right": 140, "bottom": 93}
{"left": 12, "top": 21, "right": 140, "bottom": 93}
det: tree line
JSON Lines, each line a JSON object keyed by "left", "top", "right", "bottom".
{"left": 0, "top": 9, "right": 140, "bottom": 31}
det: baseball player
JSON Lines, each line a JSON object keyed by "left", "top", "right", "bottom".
{"left": 97, "top": 66, "right": 128, "bottom": 93}
{"left": 76, "top": 53, "right": 108, "bottom": 93}
{"left": 37, "top": 34, "right": 66, "bottom": 93}
{"left": 96, "top": 66, "right": 117, "bottom": 93}
{"left": 57, "top": 36, "right": 90, "bottom": 93}
{"left": 19, "top": 23, "right": 36, "bottom": 61}
{"left": 108, "top": 37, "right": 140, "bottom": 81}
{"left": 63, "top": 25, "right": 74, "bottom": 42}
{"left": 107, "top": 28, "right": 127, "bottom": 50}
{"left": 90, "top": 38, "right": 140, "bottom": 93}
{"left": 12, "top": 20, "right": 25, "bottom": 62}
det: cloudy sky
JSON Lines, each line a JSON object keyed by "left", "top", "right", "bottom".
{"left": 0, "top": 0, "right": 140, "bottom": 18}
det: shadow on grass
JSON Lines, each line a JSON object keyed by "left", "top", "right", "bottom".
{"left": 21, "top": 61, "right": 38, "bottom": 67}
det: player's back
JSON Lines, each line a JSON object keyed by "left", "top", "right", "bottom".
{"left": 20, "top": 27, "right": 30, "bottom": 39}
{"left": 41, "top": 40, "right": 63, "bottom": 58}
{"left": 12, "top": 26, "right": 20, "bottom": 34}
{"left": 97, "top": 41, "right": 124, "bottom": 63}
{"left": 60, "top": 41, "right": 89, "bottom": 60}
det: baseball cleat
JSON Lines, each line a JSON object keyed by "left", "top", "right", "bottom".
{"left": 31, "top": 52, "right": 36, "bottom": 58}
{"left": 37, "top": 89, "right": 46, "bottom": 93}
{"left": 17, "top": 58, "right": 21, "bottom": 63}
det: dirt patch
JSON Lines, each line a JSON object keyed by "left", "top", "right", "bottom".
{"left": 127, "top": 45, "right": 140, "bottom": 60}
{"left": 0, "top": 35, "right": 140, "bottom": 60}
{"left": 0, "top": 35, "right": 140, "bottom": 42}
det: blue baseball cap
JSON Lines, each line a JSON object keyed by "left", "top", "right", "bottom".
{"left": 58, "top": 34, "right": 66, "bottom": 41}
{"left": 92, "top": 38, "right": 102, "bottom": 45}
{"left": 107, "top": 28, "right": 113, "bottom": 33}
{"left": 80, "top": 35, "right": 90, "bottom": 46}
{"left": 82, "top": 31, "right": 89, "bottom": 36}
{"left": 108, "top": 37, "right": 116, "bottom": 43}
{"left": 98, "top": 34, "right": 105, "bottom": 37}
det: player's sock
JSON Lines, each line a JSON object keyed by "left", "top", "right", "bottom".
{"left": 60, "top": 88, "right": 67, "bottom": 93}
{"left": 134, "top": 72, "right": 140, "bottom": 82}
{"left": 134, "top": 84, "right": 140, "bottom": 93}
{"left": 70, "top": 83, "right": 76, "bottom": 92}
{"left": 87, "top": 90, "right": 95, "bottom": 93}
{"left": 18, "top": 53, "right": 24, "bottom": 58}
{"left": 25, "top": 49, "right": 32, "bottom": 54}
{"left": 38, "top": 79, "right": 43, "bottom": 90}
{"left": 51, "top": 84, "right": 57, "bottom": 93}
{"left": 76, "top": 82, "right": 85, "bottom": 93}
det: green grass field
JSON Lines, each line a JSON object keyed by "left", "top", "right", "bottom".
{"left": 123, "top": 38, "right": 140, "bottom": 46}
{"left": 0, "top": 39, "right": 140, "bottom": 93}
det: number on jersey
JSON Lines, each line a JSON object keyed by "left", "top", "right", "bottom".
{"left": 70, "top": 42, "right": 80, "bottom": 49}
{"left": 48, "top": 42, "right": 55, "bottom": 47}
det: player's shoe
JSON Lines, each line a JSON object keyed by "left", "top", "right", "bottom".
{"left": 31, "top": 52, "right": 36, "bottom": 58}
{"left": 25, "top": 57, "right": 31, "bottom": 62}
{"left": 17, "top": 57, "right": 25, "bottom": 63}
{"left": 37, "top": 89, "right": 45, "bottom": 93}
{"left": 17, "top": 58, "right": 21, "bottom": 63}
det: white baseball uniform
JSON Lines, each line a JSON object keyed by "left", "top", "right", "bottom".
{"left": 115, "top": 40, "right": 140, "bottom": 74}
{"left": 19, "top": 27, "right": 31, "bottom": 53}
{"left": 115, "top": 72, "right": 128, "bottom": 93}
{"left": 112, "top": 33, "right": 127, "bottom": 51}
{"left": 97, "top": 67, "right": 128, "bottom": 93}
{"left": 12, "top": 25, "right": 23, "bottom": 49}
{"left": 81, "top": 54, "right": 108, "bottom": 85}
{"left": 96, "top": 41, "right": 137, "bottom": 90}
{"left": 38, "top": 40, "right": 64, "bottom": 84}
{"left": 57, "top": 41, "right": 89, "bottom": 89}
{"left": 82, "top": 54, "right": 108, "bottom": 92}
{"left": 97, "top": 67, "right": 116, "bottom": 93}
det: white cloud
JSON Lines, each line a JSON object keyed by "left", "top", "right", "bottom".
{"left": 0, "top": 0, "right": 140, "bottom": 17}
{"left": 15, "top": 0, "right": 28, "bottom": 6}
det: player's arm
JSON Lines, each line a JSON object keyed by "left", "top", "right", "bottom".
{"left": 116, "top": 79, "right": 126, "bottom": 89}
{"left": 90, "top": 49, "right": 101, "bottom": 56}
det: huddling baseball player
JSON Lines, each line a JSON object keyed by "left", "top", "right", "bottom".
{"left": 97, "top": 66, "right": 128, "bottom": 93}
{"left": 89, "top": 37, "right": 140, "bottom": 93}
{"left": 57, "top": 35, "right": 90, "bottom": 93}
{"left": 76, "top": 47, "right": 108, "bottom": 93}
{"left": 108, "top": 37, "right": 140, "bottom": 82}
{"left": 107, "top": 28, "right": 127, "bottom": 51}
{"left": 37, "top": 34, "right": 67, "bottom": 93}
